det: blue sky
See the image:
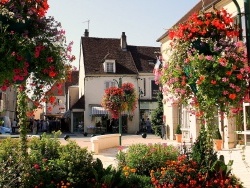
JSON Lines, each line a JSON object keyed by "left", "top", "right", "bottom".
{"left": 47, "top": 0, "right": 199, "bottom": 68}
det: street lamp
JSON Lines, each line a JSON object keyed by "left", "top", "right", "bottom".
{"left": 113, "top": 78, "right": 123, "bottom": 145}
{"left": 138, "top": 87, "right": 144, "bottom": 131}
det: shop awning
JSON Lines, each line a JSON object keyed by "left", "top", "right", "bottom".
{"left": 91, "top": 107, "right": 109, "bottom": 116}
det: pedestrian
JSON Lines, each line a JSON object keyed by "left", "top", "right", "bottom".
{"left": 33, "top": 119, "right": 38, "bottom": 134}
{"left": 140, "top": 118, "right": 146, "bottom": 132}
{"left": 145, "top": 118, "right": 152, "bottom": 133}
{"left": 11, "top": 118, "right": 17, "bottom": 134}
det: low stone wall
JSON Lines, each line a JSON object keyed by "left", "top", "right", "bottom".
{"left": 90, "top": 134, "right": 121, "bottom": 154}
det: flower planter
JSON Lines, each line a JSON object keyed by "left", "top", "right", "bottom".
{"left": 213, "top": 139, "right": 223, "bottom": 151}
{"left": 175, "top": 134, "right": 182, "bottom": 143}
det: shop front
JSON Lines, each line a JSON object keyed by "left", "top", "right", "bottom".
{"left": 88, "top": 106, "right": 128, "bottom": 134}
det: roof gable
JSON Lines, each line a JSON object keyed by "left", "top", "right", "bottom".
{"left": 81, "top": 36, "right": 160, "bottom": 75}
{"left": 71, "top": 95, "right": 85, "bottom": 110}
{"left": 128, "top": 45, "right": 160, "bottom": 73}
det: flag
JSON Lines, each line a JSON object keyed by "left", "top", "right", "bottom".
{"left": 153, "top": 56, "right": 162, "bottom": 85}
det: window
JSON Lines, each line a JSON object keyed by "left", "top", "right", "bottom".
{"left": 106, "top": 62, "right": 114, "bottom": 72}
{"left": 103, "top": 60, "right": 116, "bottom": 73}
{"left": 105, "top": 81, "right": 116, "bottom": 89}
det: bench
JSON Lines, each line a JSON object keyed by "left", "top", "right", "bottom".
{"left": 90, "top": 134, "right": 121, "bottom": 154}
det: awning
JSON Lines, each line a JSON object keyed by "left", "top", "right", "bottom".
{"left": 91, "top": 106, "right": 109, "bottom": 116}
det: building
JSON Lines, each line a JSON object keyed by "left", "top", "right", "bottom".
{"left": 0, "top": 86, "right": 17, "bottom": 122}
{"left": 73, "top": 30, "right": 160, "bottom": 134}
{"left": 157, "top": 0, "right": 250, "bottom": 148}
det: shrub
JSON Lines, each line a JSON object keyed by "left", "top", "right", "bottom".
{"left": 190, "top": 125, "right": 217, "bottom": 168}
{"left": 116, "top": 143, "right": 179, "bottom": 176}
{"left": 122, "top": 166, "right": 153, "bottom": 188}
{"left": 27, "top": 140, "right": 95, "bottom": 187}
{"left": 150, "top": 155, "right": 243, "bottom": 188}
{"left": 28, "top": 132, "right": 61, "bottom": 163}
{"left": 0, "top": 137, "right": 20, "bottom": 162}
{"left": 175, "top": 124, "right": 182, "bottom": 134}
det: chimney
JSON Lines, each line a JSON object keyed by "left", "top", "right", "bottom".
{"left": 84, "top": 29, "right": 89, "bottom": 37}
{"left": 121, "top": 32, "right": 127, "bottom": 51}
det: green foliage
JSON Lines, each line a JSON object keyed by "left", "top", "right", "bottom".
{"left": 28, "top": 132, "right": 61, "bottom": 162}
{"left": 124, "top": 174, "right": 152, "bottom": 188}
{"left": 0, "top": 131, "right": 243, "bottom": 187}
{"left": 151, "top": 92, "right": 164, "bottom": 136}
{"left": 0, "top": 138, "right": 28, "bottom": 187}
{"left": 0, "top": 138, "right": 20, "bottom": 162}
{"left": 88, "top": 158, "right": 127, "bottom": 188}
{"left": 175, "top": 124, "right": 182, "bottom": 134}
{"left": 190, "top": 125, "right": 217, "bottom": 169}
{"left": 116, "top": 143, "right": 179, "bottom": 176}
{"left": 213, "top": 127, "right": 222, "bottom": 140}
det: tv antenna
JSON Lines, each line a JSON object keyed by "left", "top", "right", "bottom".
{"left": 83, "top": 20, "right": 90, "bottom": 31}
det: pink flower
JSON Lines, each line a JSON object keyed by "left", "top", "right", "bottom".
{"left": 205, "top": 55, "right": 213, "bottom": 60}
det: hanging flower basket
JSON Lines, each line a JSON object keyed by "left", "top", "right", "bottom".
{"left": 160, "top": 9, "right": 250, "bottom": 120}
{"left": 0, "top": 0, "right": 75, "bottom": 103}
{"left": 102, "top": 83, "right": 137, "bottom": 119}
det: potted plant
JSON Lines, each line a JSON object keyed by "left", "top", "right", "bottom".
{"left": 175, "top": 124, "right": 182, "bottom": 143}
{"left": 213, "top": 127, "right": 223, "bottom": 151}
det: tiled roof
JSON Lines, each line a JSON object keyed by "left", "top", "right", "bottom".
{"left": 71, "top": 95, "right": 85, "bottom": 110}
{"left": 128, "top": 45, "right": 160, "bottom": 73}
{"left": 157, "top": 0, "right": 220, "bottom": 42}
{"left": 81, "top": 37, "right": 160, "bottom": 75}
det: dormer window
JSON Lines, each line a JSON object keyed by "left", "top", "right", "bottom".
{"left": 103, "top": 59, "right": 116, "bottom": 73}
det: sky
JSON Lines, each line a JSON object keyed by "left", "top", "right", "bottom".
{"left": 47, "top": 0, "right": 199, "bottom": 69}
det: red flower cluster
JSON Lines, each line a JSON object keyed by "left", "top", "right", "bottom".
{"left": 0, "top": 1, "right": 75, "bottom": 107}
{"left": 102, "top": 83, "right": 137, "bottom": 119}
{"left": 102, "top": 87, "right": 125, "bottom": 119}
{"left": 150, "top": 155, "right": 242, "bottom": 188}
{"left": 0, "top": 0, "right": 49, "bottom": 18}
{"left": 169, "top": 9, "right": 238, "bottom": 41}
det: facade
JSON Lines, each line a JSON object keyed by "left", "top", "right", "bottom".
{"left": 0, "top": 86, "right": 17, "bottom": 122}
{"left": 76, "top": 30, "right": 160, "bottom": 134}
{"left": 157, "top": 0, "right": 250, "bottom": 148}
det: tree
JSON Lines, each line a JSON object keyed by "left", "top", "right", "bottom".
{"left": 151, "top": 91, "right": 164, "bottom": 137}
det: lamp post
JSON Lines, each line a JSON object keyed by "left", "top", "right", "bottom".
{"left": 138, "top": 87, "right": 143, "bottom": 131}
{"left": 113, "top": 77, "right": 123, "bottom": 145}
